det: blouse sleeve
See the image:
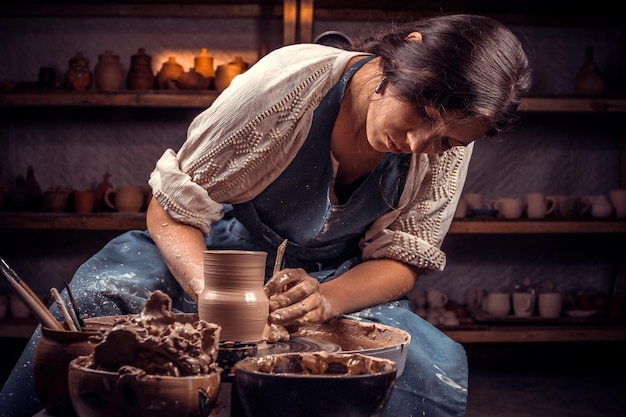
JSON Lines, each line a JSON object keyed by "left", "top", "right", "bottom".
{"left": 360, "top": 143, "right": 474, "bottom": 271}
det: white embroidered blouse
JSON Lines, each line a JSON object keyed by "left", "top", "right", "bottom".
{"left": 148, "top": 43, "right": 473, "bottom": 272}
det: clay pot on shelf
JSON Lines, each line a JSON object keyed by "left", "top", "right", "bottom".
{"left": 194, "top": 48, "right": 215, "bottom": 79}
{"left": 156, "top": 57, "right": 184, "bottom": 90}
{"left": 127, "top": 48, "right": 155, "bottom": 90}
{"left": 229, "top": 56, "right": 249, "bottom": 73}
{"left": 94, "top": 171, "right": 114, "bottom": 212}
{"left": 175, "top": 68, "right": 210, "bottom": 90}
{"left": 64, "top": 52, "right": 93, "bottom": 90}
{"left": 94, "top": 50, "right": 125, "bottom": 91}
{"left": 215, "top": 64, "right": 243, "bottom": 93}
{"left": 575, "top": 47, "right": 606, "bottom": 96}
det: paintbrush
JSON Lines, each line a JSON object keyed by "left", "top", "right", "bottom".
{"left": 64, "top": 281, "right": 86, "bottom": 330}
{"left": 0, "top": 256, "right": 64, "bottom": 331}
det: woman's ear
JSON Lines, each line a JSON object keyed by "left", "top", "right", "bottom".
{"left": 405, "top": 32, "right": 423, "bottom": 42}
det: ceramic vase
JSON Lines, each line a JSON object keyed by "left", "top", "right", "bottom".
{"left": 198, "top": 250, "right": 269, "bottom": 342}
{"left": 194, "top": 48, "right": 215, "bottom": 79}
{"left": 575, "top": 47, "right": 605, "bottom": 96}
{"left": 156, "top": 56, "right": 184, "bottom": 90}
{"left": 175, "top": 68, "right": 210, "bottom": 90}
{"left": 34, "top": 325, "right": 104, "bottom": 416}
{"left": 229, "top": 56, "right": 249, "bottom": 73}
{"left": 127, "top": 48, "right": 155, "bottom": 90}
{"left": 64, "top": 52, "right": 93, "bottom": 90}
{"left": 215, "top": 64, "right": 242, "bottom": 93}
{"left": 94, "top": 50, "right": 125, "bottom": 91}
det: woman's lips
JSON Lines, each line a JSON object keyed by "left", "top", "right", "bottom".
{"left": 386, "top": 137, "right": 403, "bottom": 154}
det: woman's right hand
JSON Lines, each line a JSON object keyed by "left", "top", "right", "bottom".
{"left": 264, "top": 268, "right": 334, "bottom": 326}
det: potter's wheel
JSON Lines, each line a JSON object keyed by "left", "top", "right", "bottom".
{"left": 257, "top": 336, "right": 342, "bottom": 356}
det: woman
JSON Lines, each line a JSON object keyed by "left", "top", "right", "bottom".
{"left": 0, "top": 14, "right": 531, "bottom": 417}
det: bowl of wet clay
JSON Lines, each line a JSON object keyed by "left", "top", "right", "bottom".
{"left": 286, "top": 317, "right": 411, "bottom": 376}
{"left": 233, "top": 351, "right": 397, "bottom": 417}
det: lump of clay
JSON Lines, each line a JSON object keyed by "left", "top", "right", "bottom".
{"left": 89, "top": 290, "right": 221, "bottom": 377}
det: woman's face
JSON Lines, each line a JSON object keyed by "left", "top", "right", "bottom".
{"left": 365, "top": 93, "right": 489, "bottom": 155}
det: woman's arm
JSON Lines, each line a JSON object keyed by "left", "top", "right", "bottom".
{"left": 265, "top": 258, "right": 419, "bottom": 325}
{"left": 322, "top": 258, "right": 419, "bottom": 316}
{"left": 146, "top": 196, "right": 207, "bottom": 300}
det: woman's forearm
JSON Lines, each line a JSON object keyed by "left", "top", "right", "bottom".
{"left": 320, "top": 258, "right": 420, "bottom": 317}
{"left": 146, "top": 196, "right": 207, "bottom": 300}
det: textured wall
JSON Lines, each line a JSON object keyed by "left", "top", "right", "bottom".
{"left": 0, "top": 15, "right": 623, "bottom": 304}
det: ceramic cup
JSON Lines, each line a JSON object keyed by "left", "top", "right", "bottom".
{"left": 549, "top": 195, "right": 578, "bottom": 218}
{"left": 490, "top": 197, "right": 524, "bottom": 219}
{"left": 609, "top": 189, "right": 626, "bottom": 218}
{"left": 43, "top": 190, "right": 69, "bottom": 212}
{"left": 466, "top": 287, "right": 487, "bottom": 311}
{"left": 427, "top": 289, "right": 448, "bottom": 309}
{"left": 483, "top": 292, "right": 511, "bottom": 317}
{"left": 463, "top": 193, "right": 484, "bottom": 211}
{"left": 538, "top": 292, "right": 563, "bottom": 318}
{"left": 513, "top": 292, "right": 536, "bottom": 317}
{"left": 104, "top": 185, "right": 145, "bottom": 212}
{"left": 73, "top": 190, "right": 96, "bottom": 213}
{"left": 526, "top": 193, "right": 556, "bottom": 219}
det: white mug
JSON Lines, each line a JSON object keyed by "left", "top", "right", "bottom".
{"left": 538, "top": 292, "right": 563, "bottom": 318}
{"left": 105, "top": 185, "right": 145, "bottom": 213}
{"left": 484, "top": 292, "right": 511, "bottom": 317}
{"left": 513, "top": 292, "right": 536, "bottom": 317}
{"left": 427, "top": 289, "right": 448, "bottom": 309}
{"left": 526, "top": 193, "right": 556, "bottom": 219}
{"left": 490, "top": 197, "right": 524, "bottom": 219}
{"left": 609, "top": 189, "right": 626, "bottom": 218}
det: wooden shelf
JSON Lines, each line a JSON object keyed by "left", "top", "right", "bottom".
{"left": 0, "top": 90, "right": 220, "bottom": 108}
{"left": 2, "top": 93, "right": 625, "bottom": 112}
{"left": 449, "top": 219, "right": 626, "bottom": 234}
{"left": 0, "top": 213, "right": 147, "bottom": 231}
{"left": 0, "top": 318, "right": 38, "bottom": 338}
{"left": 1, "top": 213, "right": 625, "bottom": 233}
{"left": 443, "top": 324, "right": 626, "bottom": 343}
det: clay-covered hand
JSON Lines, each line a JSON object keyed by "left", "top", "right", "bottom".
{"left": 264, "top": 268, "right": 333, "bottom": 326}
{"left": 262, "top": 322, "right": 290, "bottom": 343}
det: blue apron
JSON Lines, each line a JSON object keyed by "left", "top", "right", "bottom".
{"left": 0, "top": 57, "right": 468, "bottom": 417}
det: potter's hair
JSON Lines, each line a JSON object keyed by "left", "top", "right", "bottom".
{"left": 353, "top": 14, "right": 532, "bottom": 136}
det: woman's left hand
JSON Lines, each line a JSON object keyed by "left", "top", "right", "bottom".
{"left": 264, "top": 268, "right": 333, "bottom": 326}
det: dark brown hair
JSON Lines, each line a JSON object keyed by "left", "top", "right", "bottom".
{"left": 353, "top": 14, "right": 532, "bottom": 136}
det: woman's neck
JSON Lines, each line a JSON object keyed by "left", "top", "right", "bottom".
{"left": 331, "top": 56, "right": 384, "bottom": 186}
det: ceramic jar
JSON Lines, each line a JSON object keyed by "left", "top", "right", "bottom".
{"left": 194, "top": 48, "right": 215, "bottom": 79}
{"left": 127, "top": 48, "right": 155, "bottom": 90}
{"left": 215, "top": 64, "right": 242, "bottom": 93}
{"left": 575, "top": 47, "right": 605, "bottom": 96}
{"left": 175, "top": 68, "right": 210, "bottom": 90}
{"left": 64, "top": 52, "right": 93, "bottom": 90}
{"left": 198, "top": 250, "right": 269, "bottom": 342}
{"left": 229, "top": 56, "right": 249, "bottom": 73}
{"left": 94, "top": 50, "right": 125, "bottom": 91}
{"left": 34, "top": 324, "right": 106, "bottom": 416}
{"left": 156, "top": 56, "right": 184, "bottom": 90}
